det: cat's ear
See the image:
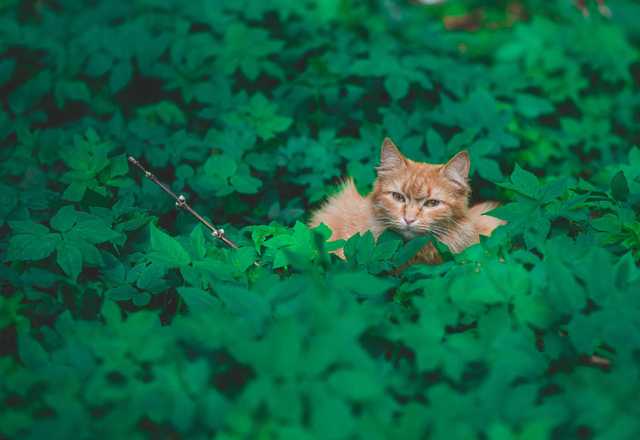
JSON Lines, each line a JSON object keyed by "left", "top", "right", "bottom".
{"left": 378, "top": 137, "right": 406, "bottom": 173}
{"left": 441, "top": 150, "right": 470, "bottom": 187}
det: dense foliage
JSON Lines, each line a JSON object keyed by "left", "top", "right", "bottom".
{"left": 2, "top": 0, "right": 640, "bottom": 438}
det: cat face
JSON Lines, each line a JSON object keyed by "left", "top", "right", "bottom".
{"left": 371, "top": 138, "right": 471, "bottom": 239}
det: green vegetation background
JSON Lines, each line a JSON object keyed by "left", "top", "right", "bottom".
{"left": 1, "top": 0, "right": 640, "bottom": 438}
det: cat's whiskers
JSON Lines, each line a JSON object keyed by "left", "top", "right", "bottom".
{"left": 426, "top": 225, "right": 449, "bottom": 238}
{"left": 380, "top": 219, "right": 403, "bottom": 230}
{"left": 433, "top": 216, "right": 480, "bottom": 251}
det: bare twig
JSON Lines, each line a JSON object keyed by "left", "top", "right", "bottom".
{"left": 128, "top": 156, "right": 240, "bottom": 250}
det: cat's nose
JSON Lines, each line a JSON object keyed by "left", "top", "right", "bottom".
{"left": 403, "top": 217, "right": 416, "bottom": 225}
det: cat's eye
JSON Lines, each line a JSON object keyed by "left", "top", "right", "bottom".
{"left": 424, "top": 199, "right": 441, "bottom": 208}
{"left": 391, "top": 192, "right": 406, "bottom": 203}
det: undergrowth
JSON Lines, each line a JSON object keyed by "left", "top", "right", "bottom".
{"left": 1, "top": 0, "right": 639, "bottom": 438}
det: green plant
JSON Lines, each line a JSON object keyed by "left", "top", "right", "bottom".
{"left": 1, "top": 1, "right": 639, "bottom": 438}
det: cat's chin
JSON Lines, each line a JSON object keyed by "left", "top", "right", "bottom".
{"left": 395, "top": 227, "right": 437, "bottom": 241}
{"left": 397, "top": 228, "right": 419, "bottom": 240}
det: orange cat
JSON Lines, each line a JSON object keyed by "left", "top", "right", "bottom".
{"left": 309, "top": 138, "right": 505, "bottom": 263}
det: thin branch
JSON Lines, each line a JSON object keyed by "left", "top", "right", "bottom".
{"left": 128, "top": 156, "right": 240, "bottom": 250}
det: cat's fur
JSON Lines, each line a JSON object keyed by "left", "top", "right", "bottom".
{"left": 309, "top": 138, "right": 505, "bottom": 263}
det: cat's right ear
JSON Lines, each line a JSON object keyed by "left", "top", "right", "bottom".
{"left": 441, "top": 150, "right": 470, "bottom": 188}
{"left": 378, "top": 137, "right": 406, "bottom": 174}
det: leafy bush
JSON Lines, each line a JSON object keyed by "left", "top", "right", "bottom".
{"left": 1, "top": 1, "right": 640, "bottom": 438}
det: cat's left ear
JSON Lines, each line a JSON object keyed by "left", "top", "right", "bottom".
{"left": 442, "top": 150, "right": 470, "bottom": 187}
{"left": 378, "top": 137, "right": 406, "bottom": 173}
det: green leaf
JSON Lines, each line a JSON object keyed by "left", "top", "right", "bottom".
{"left": 614, "top": 252, "right": 634, "bottom": 289}
{"left": 394, "top": 236, "right": 431, "bottom": 267}
{"left": 50, "top": 206, "right": 78, "bottom": 232}
{"left": 426, "top": 128, "right": 446, "bottom": 161}
{"left": 177, "top": 287, "right": 220, "bottom": 312}
{"left": 544, "top": 254, "right": 586, "bottom": 314}
{"left": 138, "top": 101, "right": 186, "bottom": 125}
{"left": 56, "top": 241, "right": 83, "bottom": 281}
{"left": 476, "top": 157, "right": 503, "bottom": 182}
{"left": 190, "top": 224, "right": 207, "bottom": 260}
{"left": 524, "top": 216, "right": 550, "bottom": 249}
{"left": 539, "top": 177, "right": 569, "bottom": 203}
{"left": 204, "top": 154, "right": 237, "bottom": 179}
{"left": 109, "top": 154, "right": 129, "bottom": 178}
{"left": 55, "top": 80, "right": 91, "bottom": 105}
{"left": 18, "top": 333, "right": 49, "bottom": 369}
{"left": 106, "top": 285, "right": 137, "bottom": 301}
{"left": 193, "top": 258, "right": 236, "bottom": 282}
{"left": 149, "top": 223, "right": 191, "bottom": 268}
{"left": 329, "top": 369, "right": 383, "bottom": 401}
{"left": 214, "top": 283, "right": 270, "bottom": 328}
{"left": 71, "top": 218, "right": 120, "bottom": 244}
{"left": 504, "top": 165, "right": 540, "bottom": 198}
{"left": 0, "top": 184, "right": 18, "bottom": 225}
{"left": 610, "top": 170, "right": 629, "bottom": 201}
{"left": 217, "top": 23, "right": 284, "bottom": 81}
{"left": 8, "top": 70, "right": 51, "bottom": 114}
{"left": 230, "top": 174, "right": 262, "bottom": 194}
{"left": 132, "top": 291, "right": 151, "bottom": 306}
{"left": 385, "top": 75, "right": 409, "bottom": 100}
{"left": 240, "top": 93, "right": 292, "bottom": 140}
{"left": 110, "top": 61, "right": 132, "bottom": 92}
{"left": 101, "top": 299, "right": 122, "bottom": 325}
{"left": 312, "top": 394, "right": 355, "bottom": 439}
{"left": 356, "top": 231, "right": 376, "bottom": 265}
{"left": 513, "top": 293, "right": 551, "bottom": 328}
{"left": 9, "top": 220, "right": 50, "bottom": 236}
{"left": 515, "top": 94, "right": 554, "bottom": 118}
{"left": 330, "top": 272, "right": 397, "bottom": 298}
{"left": 137, "top": 262, "right": 167, "bottom": 291}
{"left": 372, "top": 231, "right": 402, "bottom": 261}
{"left": 182, "top": 359, "right": 211, "bottom": 394}
{"left": 231, "top": 247, "right": 257, "bottom": 272}
{"left": 567, "top": 314, "right": 600, "bottom": 354}
{"left": 7, "top": 233, "right": 60, "bottom": 261}
{"left": 0, "top": 59, "right": 15, "bottom": 86}
{"left": 591, "top": 213, "right": 620, "bottom": 233}
{"left": 85, "top": 52, "right": 113, "bottom": 76}
{"left": 62, "top": 181, "right": 88, "bottom": 202}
